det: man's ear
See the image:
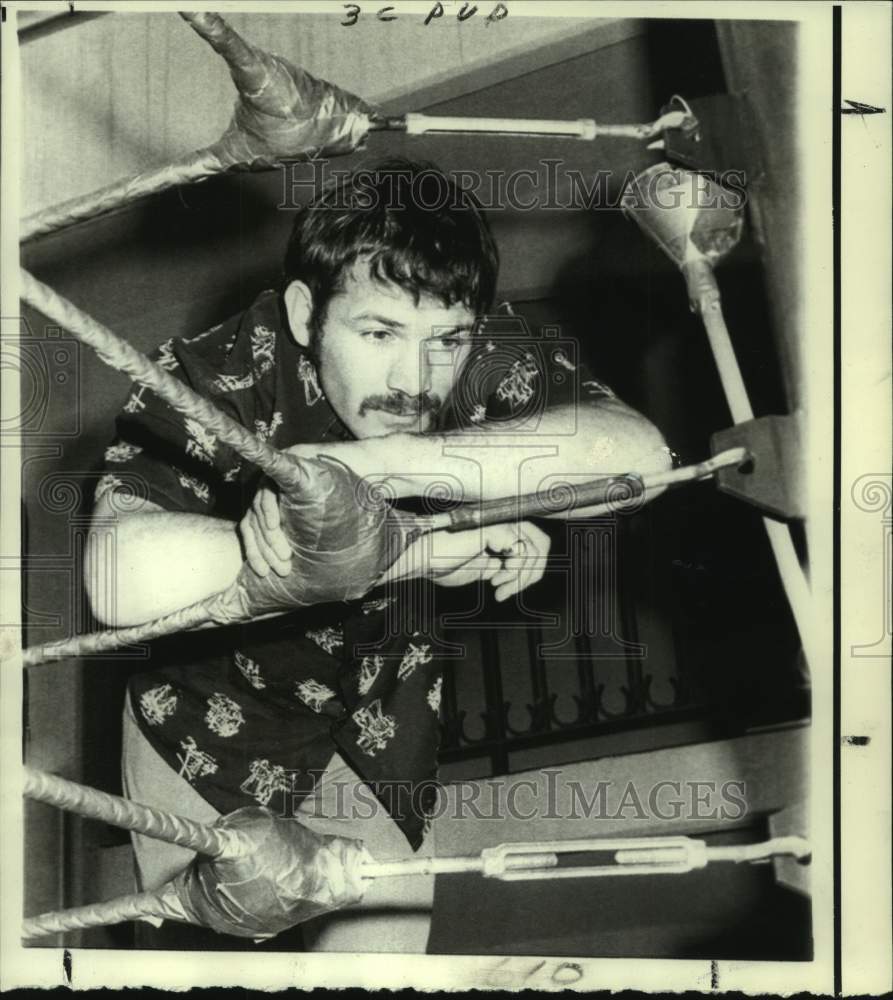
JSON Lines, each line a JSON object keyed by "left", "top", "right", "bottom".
{"left": 283, "top": 280, "right": 313, "bottom": 348}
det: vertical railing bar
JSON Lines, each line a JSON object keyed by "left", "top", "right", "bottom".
{"left": 617, "top": 519, "right": 646, "bottom": 713}
{"left": 440, "top": 660, "right": 461, "bottom": 750}
{"left": 526, "top": 610, "right": 551, "bottom": 734}
{"left": 582, "top": 525, "right": 601, "bottom": 722}
{"left": 479, "top": 627, "right": 509, "bottom": 775}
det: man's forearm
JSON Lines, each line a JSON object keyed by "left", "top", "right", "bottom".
{"left": 300, "top": 399, "right": 672, "bottom": 506}
{"left": 85, "top": 501, "right": 243, "bottom": 627}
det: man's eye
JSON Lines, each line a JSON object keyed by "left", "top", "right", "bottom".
{"left": 363, "top": 330, "right": 393, "bottom": 342}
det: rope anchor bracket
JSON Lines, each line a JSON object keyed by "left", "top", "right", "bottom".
{"left": 710, "top": 412, "right": 806, "bottom": 521}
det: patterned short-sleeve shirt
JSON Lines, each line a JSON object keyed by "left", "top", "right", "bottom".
{"left": 105, "top": 290, "right": 616, "bottom": 850}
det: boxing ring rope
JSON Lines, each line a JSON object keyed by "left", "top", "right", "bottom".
{"left": 20, "top": 12, "right": 696, "bottom": 245}
{"left": 21, "top": 108, "right": 690, "bottom": 243}
{"left": 19, "top": 443, "right": 746, "bottom": 667}
{"left": 16, "top": 15, "right": 810, "bottom": 668}
{"left": 23, "top": 767, "right": 251, "bottom": 860}
{"left": 19, "top": 271, "right": 305, "bottom": 491}
{"left": 19, "top": 242, "right": 806, "bottom": 668}
{"left": 19, "top": 257, "right": 752, "bottom": 668}
{"left": 16, "top": 9, "right": 814, "bottom": 946}
{"left": 20, "top": 263, "right": 749, "bottom": 670}
{"left": 21, "top": 148, "right": 229, "bottom": 244}
{"left": 19, "top": 12, "right": 376, "bottom": 243}
{"left": 23, "top": 887, "right": 185, "bottom": 943}
{"left": 21, "top": 765, "right": 811, "bottom": 942}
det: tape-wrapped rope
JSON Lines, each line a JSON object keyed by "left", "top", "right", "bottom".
{"left": 20, "top": 13, "right": 374, "bottom": 242}
{"left": 20, "top": 270, "right": 304, "bottom": 490}
{"left": 23, "top": 886, "right": 186, "bottom": 943}
{"left": 24, "top": 767, "right": 249, "bottom": 859}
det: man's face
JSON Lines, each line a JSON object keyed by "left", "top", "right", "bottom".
{"left": 312, "top": 261, "right": 476, "bottom": 439}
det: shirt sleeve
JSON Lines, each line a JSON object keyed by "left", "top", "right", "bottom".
{"left": 439, "top": 320, "right": 617, "bottom": 431}
{"left": 95, "top": 332, "right": 258, "bottom": 517}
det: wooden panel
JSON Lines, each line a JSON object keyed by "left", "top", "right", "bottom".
{"left": 714, "top": 19, "right": 801, "bottom": 411}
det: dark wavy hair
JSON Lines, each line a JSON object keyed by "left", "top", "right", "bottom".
{"left": 282, "top": 158, "right": 499, "bottom": 343}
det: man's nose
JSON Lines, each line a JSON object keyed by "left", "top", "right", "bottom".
{"left": 387, "top": 344, "right": 434, "bottom": 398}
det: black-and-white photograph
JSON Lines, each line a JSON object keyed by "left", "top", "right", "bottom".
{"left": 1, "top": 1, "right": 889, "bottom": 993}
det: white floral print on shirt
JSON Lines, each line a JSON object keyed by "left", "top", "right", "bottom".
{"left": 139, "top": 683, "right": 178, "bottom": 726}
{"left": 240, "top": 758, "right": 291, "bottom": 807}
{"left": 177, "top": 737, "right": 218, "bottom": 782}
{"left": 204, "top": 692, "right": 245, "bottom": 738}
{"left": 427, "top": 676, "right": 443, "bottom": 715}
{"left": 398, "top": 642, "right": 433, "bottom": 682}
{"left": 295, "top": 678, "right": 337, "bottom": 713}
{"left": 234, "top": 650, "right": 266, "bottom": 690}
{"left": 306, "top": 626, "right": 343, "bottom": 655}
{"left": 357, "top": 655, "right": 384, "bottom": 696}
{"left": 353, "top": 699, "right": 397, "bottom": 757}
{"left": 104, "top": 442, "right": 143, "bottom": 463}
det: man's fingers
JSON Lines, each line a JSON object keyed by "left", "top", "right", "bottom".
{"left": 445, "top": 556, "right": 502, "bottom": 587}
{"left": 255, "top": 531, "right": 292, "bottom": 577}
{"left": 254, "top": 487, "right": 280, "bottom": 533}
{"left": 489, "top": 522, "right": 550, "bottom": 601}
{"left": 494, "top": 560, "right": 546, "bottom": 601}
{"left": 265, "top": 527, "right": 293, "bottom": 563}
{"left": 240, "top": 519, "right": 269, "bottom": 578}
{"left": 481, "top": 556, "right": 502, "bottom": 581}
{"left": 263, "top": 490, "right": 280, "bottom": 533}
{"left": 257, "top": 521, "right": 292, "bottom": 563}
{"left": 493, "top": 559, "right": 537, "bottom": 601}
{"left": 482, "top": 522, "right": 521, "bottom": 554}
{"left": 492, "top": 562, "right": 523, "bottom": 602}
{"left": 250, "top": 489, "right": 291, "bottom": 562}
{"left": 489, "top": 562, "right": 520, "bottom": 587}
{"left": 241, "top": 513, "right": 292, "bottom": 577}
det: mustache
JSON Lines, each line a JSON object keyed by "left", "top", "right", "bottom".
{"left": 359, "top": 391, "right": 443, "bottom": 418}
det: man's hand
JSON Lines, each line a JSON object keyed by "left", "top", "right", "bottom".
{"left": 239, "top": 482, "right": 293, "bottom": 578}
{"left": 381, "top": 521, "right": 551, "bottom": 603}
